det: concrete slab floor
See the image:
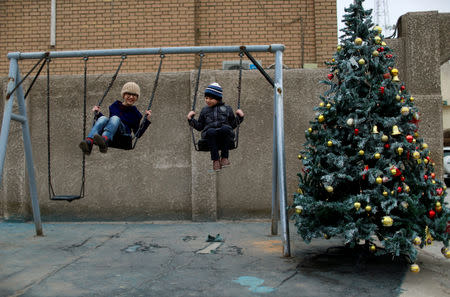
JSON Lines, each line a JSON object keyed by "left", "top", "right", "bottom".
{"left": 0, "top": 220, "right": 448, "bottom": 297}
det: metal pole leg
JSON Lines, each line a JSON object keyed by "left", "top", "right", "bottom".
{"left": 274, "top": 50, "right": 290, "bottom": 257}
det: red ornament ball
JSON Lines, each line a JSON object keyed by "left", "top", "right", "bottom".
{"left": 424, "top": 175, "right": 428, "bottom": 180}
{"left": 401, "top": 176, "right": 405, "bottom": 182}
{"left": 397, "top": 186, "right": 402, "bottom": 193}
{"left": 406, "top": 135, "right": 413, "bottom": 143}
{"left": 354, "top": 128, "right": 359, "bottom": 135}
{"left": 400, "top": 85, "right": 406, "bottom": 91}
{"left": 383, "top": 73, "right": 390, "bottom": 79}
{"left": 380, "top": 86, "right": 385, "bottom": 94}
{"left": 428, "top": 209, "right": 436, "bottom": 219}
{"left": 327, "top": 73, "right": 334, "bottom": 80}
{"left": 384, "top": 143, "right": 390, "bottom": 149}
{"left": 431, "top": 173, "right": 436, "bottom": 179}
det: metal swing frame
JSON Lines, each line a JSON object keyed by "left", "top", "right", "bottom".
{"left": 0, "top": 45, "right": 290, "bottom": 257}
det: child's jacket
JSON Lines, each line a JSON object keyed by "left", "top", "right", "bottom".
{"left": 98, "top": 100, "right": 150, "bottom": 138}
{"left": 189, "top": 102, "right": 244, "bottom": 138}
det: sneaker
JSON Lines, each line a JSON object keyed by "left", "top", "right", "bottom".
{"left": 220, "top": 158, "right": 231, "bottom": 167}
{"left": 213, "top": 160, "right": 221, "bottom": 171}
{"left": 78, "top": 139, "right": 93, "bottom": 155}
{"left": 93, "top": 134, "right": 108, "bottom": 153}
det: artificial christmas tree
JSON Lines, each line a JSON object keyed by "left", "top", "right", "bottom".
{"left": 293, "top": 0, "right": 449, "bottom": 271}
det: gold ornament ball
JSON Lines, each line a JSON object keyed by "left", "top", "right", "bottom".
{"left": 381, "top": 41, "right": 387, "bottom": 46}
{"left": 410, "top": 264, "right": 420, "bottom": 273}
{"left": 424, "top": 158, "right": 429, "bottom": 164}
{"left": 374, "top": 153, "right": 381, "bottom": 159}
{"left": 436, "top": 205, "right": 442, "bottom": 212}
{"left": 422, "top": 143, "right": 428, "bottom": 149}
{"left": 373, "top": 26, "right": 382, "bottom": 34}
{"left": 337, "top": 45, "right": 342, "bottom": 51}
{"left": 308, "top": 127, "right": 312, "bottom": 133}
{"left": 383, "top": 191, "right": 388, "bottom": 197}
{"left": 381, "top": 135, "right": 389, "bottom": 142}
{"left": 374, "top": 36, "right": 381, "bottom": 44}
{"left": 376, "top": 177, "right": 383, "bottom": 184}
{"left": 325, "top": 185, "right": 334, "bottom": 193}
{"left": 359, "top": 150, "right": 365, "bottom": 156}
{"left": 396, "top": 95, "right": 401, "bottom": 101}
{"left": 324, "top": 234, "right": 330, "bottom": 239}
{"left": 319, "top": 102, "right": 324, "bottom": 107}
{"left": 295, "top": 205, "right": 303, "bottom": 214}
{"left": 327, "top": 140, "right": 333, "bottom": 147}
{"left": 365, "top": 205, "right": 372, "bottom": 212}
{"left": 401, "top": 201, "right": 409, "bottom": 208}
{"left": 318, "top": 115, "right": 325, "bottom": 123}
{"left": 405, "top": 185, "right": 410, "bottom": 192}
{"left": 369, "top": 244, "right": 376, "bottom": 252}
{"left": 372, "top": 50, "right": 379, "bottom": 57}
{"left": 413, "top": 151, "right": 420, "bottom": 159}
{"left": 297, "top": 154, "right": 302, "bottom": 160}
{"left": 401, "top": 106, "right": 410, "bottom": 116}
{"left": 436, "top": 201, "right": 441, "bottom": 207}
{"left": 382, "top": 216, "right": 393, "bottom": 227}
{"left": 347, "top": 118, "right": 354, "bottom": 126}
{"left": 358, "top": 58, "right": 365, "bottom": 65}
{"left": 354, "top": 202, "right": 361, "bottom": 210}
{"left": 326, "top": 103, "right": 331, "bottom": 109}
{"left": 410, "top": 96, "right": 415, "bottom": 102}
{"left": 354, "top": 37, "right": 363, "bottom": 45}
{"left": 391, "top": 168, "right": 397, "bottom": 175}
{"left": 297, "top": 188, "right": 303, "bottom": 194}
{"left": 413, "top": 237, "right": 421, "bottom": 245}
{"left": 442, "top": 247, "right": 450, "bottom": 258}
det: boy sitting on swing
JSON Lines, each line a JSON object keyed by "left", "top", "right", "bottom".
{"left": 79, "top": 82, "right": 152, "bottom": 154}
{"left": 187, "top": 82, "right": 244, "bottom": 171}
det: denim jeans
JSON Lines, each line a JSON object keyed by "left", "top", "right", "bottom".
{"left": 204, "top": 126, "right": 234, "bottom": 161}
{"left": 88, "top": 115, "right": 127, "bottom": 141}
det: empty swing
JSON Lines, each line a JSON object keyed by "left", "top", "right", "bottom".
{"left": 190, "top": 52, "right": 243, "bottom": 152}
{"left": 47, "top": 57, "right": 88, "bottom": 202}
{"left": 92, "top": 54, "right": 164, "bottom": 150}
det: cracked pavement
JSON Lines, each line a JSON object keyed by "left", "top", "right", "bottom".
{"left": 0, "top": 221, "right": 448, "bottom": 296}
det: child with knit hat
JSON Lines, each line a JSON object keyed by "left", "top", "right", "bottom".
{"left": 187, "top": 82, "right": 244, "bottom": 171}
{"left": 79, "top": 82, "right": 152, "bottom": 154}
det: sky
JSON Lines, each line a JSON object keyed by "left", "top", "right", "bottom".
{"left": 337, "top": 0, "right": 450, "bottom": 36}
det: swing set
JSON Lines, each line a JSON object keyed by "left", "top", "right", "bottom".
{"left": 0, "top": 45, "right": 290, "bottom": 257}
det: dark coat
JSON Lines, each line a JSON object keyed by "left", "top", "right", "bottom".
{"left": 189, "top": 102, "right": 244, "bottom": 138}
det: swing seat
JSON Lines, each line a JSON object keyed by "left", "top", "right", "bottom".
{"left": 197, "top": 137, "right": 236, "bottom": 152}
{"left": 50, "top": 195, "right": 82, "bottom": 202}
{"left": 109, "top": 134, "right": 133, "bottom": 150}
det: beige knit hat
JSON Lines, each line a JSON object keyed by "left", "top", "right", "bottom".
{"left": 121, "top": 82, "right": 140, "bottom": 98}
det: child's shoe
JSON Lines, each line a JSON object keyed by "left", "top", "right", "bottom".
{"left": 78, "top": 138, "right": 93, "bottom": 155}
{"left": 213, "top": 160, "right": 221, "bottom": 171}
{"left": 220, "top": 158, "right": 231, "bottom": 167}
{"left": 93, "top": 134, "right": 108, "bottom": 153}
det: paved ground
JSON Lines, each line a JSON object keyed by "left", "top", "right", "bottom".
{"left": 0, "top": 220, "right": 449, "bottom": 297}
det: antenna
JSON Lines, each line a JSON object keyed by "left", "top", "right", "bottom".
{"left": 374, "top": 0, "right": 393, "bottom": 35}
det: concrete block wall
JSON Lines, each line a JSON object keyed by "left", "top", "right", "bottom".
{"left": 0, "top": 0, "right": 337, "bottom": 75}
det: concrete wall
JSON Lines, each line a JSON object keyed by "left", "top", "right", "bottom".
{"left": 1, "top": 11, "right": 447, "bottom": 222}
{"left": 0, "top": 69, "right": 327, "bottom": 221}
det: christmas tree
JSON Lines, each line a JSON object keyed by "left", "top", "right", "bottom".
{"left": 292, "top": 0, "right": 450, "bottom": 271}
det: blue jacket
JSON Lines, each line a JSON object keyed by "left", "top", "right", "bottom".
{"left": 99, "top": 100, "right": 150, "bottom": 138}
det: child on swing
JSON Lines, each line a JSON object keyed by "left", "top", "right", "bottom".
{"left": 79, "top": 82, "right": 152, "bottom": 154}
{"left": 187, "top": 82, "right": 244, "bottom": 171}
